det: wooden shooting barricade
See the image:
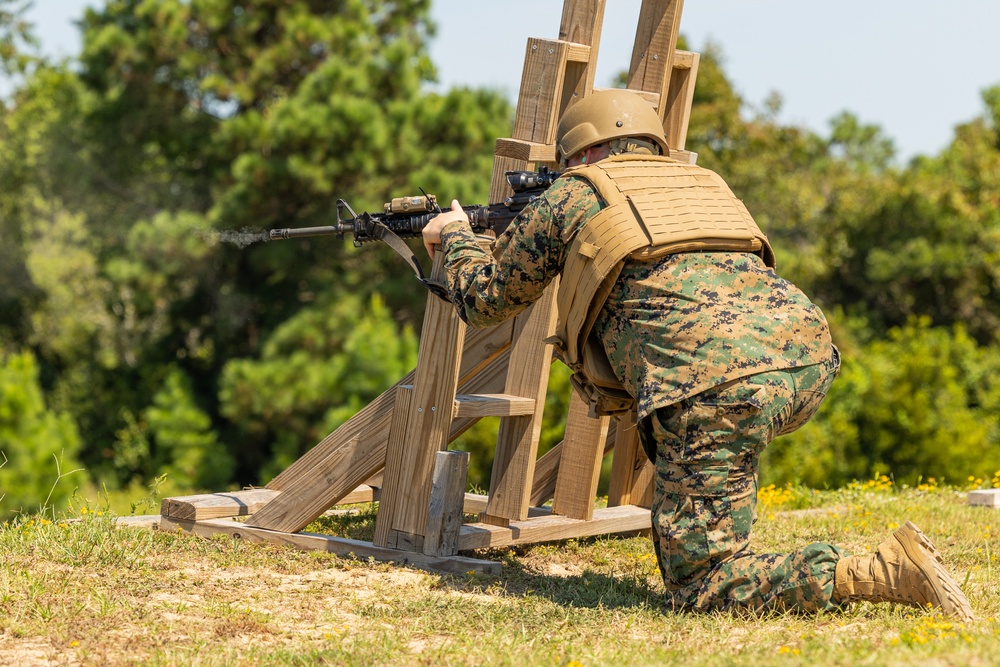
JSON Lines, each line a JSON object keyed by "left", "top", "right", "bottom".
{"left": 160, "top": 0, "right": 701, "bottom": 575}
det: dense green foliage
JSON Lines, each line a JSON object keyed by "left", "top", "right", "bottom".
{"left": 0, "top": 350, "right": 83, "bottom": 512}
{"left": 1, "top": 3, "right": 998, "bottom": 517}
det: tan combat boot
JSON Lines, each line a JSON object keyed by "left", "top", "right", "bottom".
{"left": 834, "top": 521, "right": 974, "bottom": 621}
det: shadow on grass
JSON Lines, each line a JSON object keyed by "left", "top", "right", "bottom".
{"left": 305, "top": 507, "right": 665, "bottom": 609}
{"left": 441, "top": 542, "right": 666, "bottom": 611}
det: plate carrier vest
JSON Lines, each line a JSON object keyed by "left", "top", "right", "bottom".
{"left": 548, "top": 154, "right": 776, "bottom": 417}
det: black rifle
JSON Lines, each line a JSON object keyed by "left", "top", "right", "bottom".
{"left": 267, "top": 168, "right": 559, "bottom": 298}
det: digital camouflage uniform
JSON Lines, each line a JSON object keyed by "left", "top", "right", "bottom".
{"left": 439, "top": 172, "right": 847, "bottom": 613}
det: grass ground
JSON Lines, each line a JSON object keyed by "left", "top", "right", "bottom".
{"left": 1, "top": 479, "right": 998, "bottom": 666}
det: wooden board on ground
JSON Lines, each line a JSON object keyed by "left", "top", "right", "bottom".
{"left": 458, "top": 504, "right": 651, "bottom": 550}
{"left": 968, "top": 489, "right": 1000, "bottom": 508}
{"left": 159, "top": 516, "right": 502, "bottom": 577}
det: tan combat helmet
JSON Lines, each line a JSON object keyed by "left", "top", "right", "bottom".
{"left": 555, "top": 89, "right": 670, "bottom": 166}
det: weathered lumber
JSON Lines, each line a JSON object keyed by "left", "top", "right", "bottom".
{"left": 161, "top": 489, "right": 279, "bottom": 521}
{"left": 159, "top": 516, "right": 501, "bottom": 576}
{"left": 551, "top": 392, "right": 610, "bottom": 520}
{"left": 422, "top": 451, "right": 470, "bottom": 557}
{"left": 529, "top": 417, "right": 619, "bottom": 507}
{"left": 453, "top": 393, "right": 537, "bottom": 419}
{"left": 375, "top": 249, "right": 469, "bottom": 547}
{"left": 481, "top": 288, "right": 558, "bottom": 525}
{"left": 607, "top": 409, "right": 654, "bottom": 508}
{"left": 458, "top": 504, "right": 651, "bottom": 550}
{"left": 968, "top": 489, "right": 1000, "bottom": 508}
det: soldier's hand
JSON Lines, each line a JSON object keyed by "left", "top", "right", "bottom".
{"left": 422, "top": 199, "right": 469, "bottom": 259}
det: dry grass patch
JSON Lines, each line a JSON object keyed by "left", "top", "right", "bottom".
{"left": 0, "top": 483, "right": 997, "bottom": 666}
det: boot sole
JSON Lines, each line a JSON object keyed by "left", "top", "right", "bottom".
{"left": 894, "top": 521, "right": 974, "bottom": 621}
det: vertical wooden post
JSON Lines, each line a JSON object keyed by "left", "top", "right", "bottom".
{"left": 372, "top": 252, "right": 467, "bottom": 550}
{"left": 480, "top": 288, "right": 558, "bottom": 525}
{"left": 559, "top": 0, "right": 607, "bottom": 106}
{"left": 627, "top": 0, "right": 684, "bottom": 121}
{"left": 423, "top": 450, "right": 471, "bottom": 557}
{"left": 551, "top": 392, "right": 610, "bottom": 520}
{"left": 607, "top": 409, "right": 654, "bottom": 509}
{"left": 663, "top": 51, "right": 700, "bottom": 152}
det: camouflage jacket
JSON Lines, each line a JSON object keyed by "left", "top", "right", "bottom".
{"left": 439, "top": 172, "right": 833, "bottom": 420}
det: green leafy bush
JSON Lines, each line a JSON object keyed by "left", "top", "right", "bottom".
{"left": 0, "top": 350, "right": 83, "bottom": 518}
{"left": 764, "top": 318, "right": 1000, "bottom": 488}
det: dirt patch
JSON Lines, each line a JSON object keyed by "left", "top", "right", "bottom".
{"left": 538, "top": 562, "right": 584, "bottom": 577}
{"left": 0, "top": 638, "right": 79, "bottom": 667}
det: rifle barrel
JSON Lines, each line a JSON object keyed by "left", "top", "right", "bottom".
{"left": 268, "top": 225, "right": 342, "bottom": 240}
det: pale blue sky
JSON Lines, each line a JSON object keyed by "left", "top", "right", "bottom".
{"left": 22, "top": 1, "right": 1000, "bottom": 161}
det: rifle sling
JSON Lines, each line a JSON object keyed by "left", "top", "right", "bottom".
{"left": 366, "top": 218, "right": 450, "bottom": 302}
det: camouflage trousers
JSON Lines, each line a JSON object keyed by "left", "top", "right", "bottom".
{"left": 639, "top": 348, "right": 847, "bottom": 613}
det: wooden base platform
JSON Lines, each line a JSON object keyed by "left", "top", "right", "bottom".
{"left": 157, "top": 488, "right": 651, "bottom": 576}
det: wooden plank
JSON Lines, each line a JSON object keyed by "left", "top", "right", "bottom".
{"left": 496, "top": 2, "right": 607, "bottom": 169}
{"left": 245, "top": 435, "right": 385, "bottom": 533}
{"left": 423, "top": 451, "right": 470, "bottom": 557}
{"left": 513, "top": 504, "right": 650, "bottom": 544}
{"left": 636, "top": 461, "right": 654, "bottom": 508}
{"left": 333, "top": 485, "right": 378, "bottom": 505}
{"left": 529, "top": 442, "right": 561, "bottom": 508}
{"left": 607, "top": 409, "right": 654, "bottom": 509}
{"left": 264, "top": 320, "right": 513, "bottom": 493}
{"left": 671, "top": 149, "right": 697, "bottom": 165}
{"left": 673, "top": 50, "right": 695, "bottom": 69}
{"left": 494, "top": 138, "right": 557, "bottom": 164}
{"left": 382, "top": 251, "right": 468, "bottom": 543}
{"left": 160, "top": 516, "right": 501, "bottom": 577}
{"left": 968, "top": 489, "right": 1000, "bottom": 508}
{"left": 529, "top": 404, "right": 619, "bottom": 507}
{"left": 456, "top": 319, "right": 516, "bottom": 381}
{"left": 161, "top": 489, "right": 279, "bottom": 521}
{"left": 626, "top": 0, "right": 684, "bottom": 121}
{"left": 464, "top": 492, "right": 550, "bottom": 517}
{"left": 482, "top": 285, "right": 558, "bottom": 524}
{"left": 559, "top": 0, "right": 606, "bottom": 49}
{"left": 490, "top": 154, "right": 528, "bottom": 203}
{"left": 337, "top": 475, "right": 382, "bottom": 505}
{"left": 116, "top": 515, "right": 160, "bottom": 529}
{"left": 453, "top": 393, "right": 536, "bottom": 419}
{"left": 160, "top": 482, "right": 380, "bottom": 522}
{"left": 512, "top": 37, "right": 571, "bottom": 145}
{"left": 373, "top": 362, "right": 508, "bottom": 548}
{"left": 551, "top": 391, "right": 609, "bottom": 520}
{"left": 608, "top": 409, "right": 638, "bottom": 506}
{"left": 372, "top": 385, "right": 414, "bottom": 547}
{"left": 458, "top": 504, "right": 652, "bottom": 550}
{"left": 558, "top": 0, "right": 604, "bottom": 104}
{"left": 463, "top": 493, "right": 489, "bottom": 515}
{"left": 449, "top": 352, "right": 512, "bottom": 440}
{"left": 664, "top": 51, "right": 699, "bottom": 152}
